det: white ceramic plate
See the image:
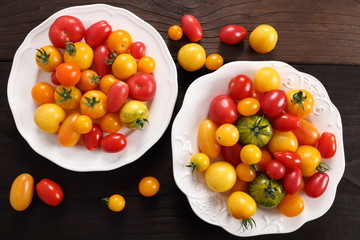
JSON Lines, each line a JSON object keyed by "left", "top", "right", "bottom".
{"left": 171, "top": 61, "right": 345, "bottom": 236}
{"left": 7, "top": 4, "right": 177, "bottom": 171}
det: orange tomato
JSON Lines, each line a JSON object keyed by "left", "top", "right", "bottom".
{"left": 31, "top": 82, "right": 55, "bottom": 105}
{"left": 236, "top": 163, "right": 256, "bottom": 182}
{"left": 99, "top": 112, "right": 122, "bottom": 133}
{"left": 198, "top": 119, "right": 221, "bottom": 158}
{"left": 9, "top": 173, "right": 34, "bottom": 211}
{"left": 54, "top": 85, "right": 82, "bottom": 110}
{"left": 257, "top": 148, "right": 272, "bottom": 172}
{"left": 107, "top": 30, "right": 132, "bottom": 54}
{"left": 74, "top": 114, "right": 93, "bottom": 134}
{"left": 168, "top": 25, "right": 183, "bottom": 40}
{"left": 137, "top": 56, "right": 156, "bottom": 74}
{"left": 138, "top": 176, "right": 160, "bottom": 197}
{"left": 77, "top": 69, "right": 100, "bottom": 92}
{"left": 80, "top": 90, "right": 107, "bottom": 119}
{"left": 99, "top": 74, "right": 120, "bottom": 95}
{"left": 58, "top": 112, "right": 81, "bottom": 147}
{"left": 278, "top": 193, "right": 304, "bottom": 217}
{"left": 205, "top": 54, "right": 224, "bottom": 71}
{"left": 292, "top": 118, "right": 320, "bottom": 146}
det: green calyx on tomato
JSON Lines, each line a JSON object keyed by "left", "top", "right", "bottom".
{"left": 316, "top": 161, "right": 331, "bottom": 173}
{"left": 236, "top": 115, "right": 273, "bottom": 148}
{"left": 65, "top": 42, "right": 76, "bottom": 56}
{"left": 82, "top": 96, "right": 101, "bottom": 110}
{"left": 36, "top": 48, "right": 50, "bottom": 66}
{"left": 291, "top": 90, "right": 307, "bottom": 111}
{"left": 56, "top": 87, "right": 73, "bottom": 102}
{"left": 105, "top": 50, "right": 118, "bottom": 65}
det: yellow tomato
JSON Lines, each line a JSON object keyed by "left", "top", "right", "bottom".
{"left": 137, "top": 56, "right": 156, "bottom": 74}
{"left": 34, "top": 103, "right": 66, "bottom": 133}
{"left": 99, "top": 74, "right": 120, "bottom": 95}
{"left": 107, "top": 30, "right": 132, "bottom": 54}
{"left": 297, "top": 145, "right": 322, "bottom": 177}
{"left": 215, "top": 123, "right": 239, "bottom": 147}
{"left": 240, "top": 144, "right": 262, "bottom": 165}
{"left": 103, "top": 194, "right": 126, "bottom": 212}
{"left": 285, "top": 89, "right": 314, "bottom": 119}
{"left": 54, "top": 85, "right": 82, "bottom": 110}
{"left": 198, "top": 119, "right": 221, "bottom": 158}
{"left": 168, "top": 25, "right": 183, "bottom": 40}
{"left": 80, "top": 90, "right": 107, "bottom": 119}
{"left": 99, "top": 112, "right": 122, "bottom": 133}
{"left": 205, "top": 161, "right": 237, "bottom": 192}
{"left": 74, "top": 114, "right": 93, "bottom": 134}
{"left": 237, "top": 97, "right": 260, "bottom": 116}
{"left": 35, "top": 45, "right": 63, "bottom": 72}
{"left": 267, "top": 130, "right": 298, "bottom": 154}
{"left": 58, "top": 112, "right": 81, "bottom": 147}
{"left": 64, "top": 42, "right": 94, "bottom": 70}
{"left": 9, "top": 173, "right": 34, "bottom": 211}
{"left": 178, "top": 43, "right": 206, "bottom": 72}
{"left": 112, "top": 53, "right": 137, "bottom": 80}
{"left": 228, "top": 191, "right": 257, "bottom": 220}
{"left": 254, "top": 67, "right": 281, "bottom": 92}
{"left": 249, "top": 24, "right": 278, "bottom": 53}
{"left": 205, "top": 53, "right": 224, "bottom": 71}
{"left": 187, "top": 153, "right": 210, "bottom": 172}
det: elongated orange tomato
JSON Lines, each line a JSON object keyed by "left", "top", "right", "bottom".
{"left": 292, "top": 119, "right": 320, "bottom": 146}
{"left": 9, "top": 173, "right": 34, "bottom": 211}
{"left": 58, "top": 112, "right": 81, "bottom": 147}
{"left": 198, "top": 119, "right": 221, "bottom": 158}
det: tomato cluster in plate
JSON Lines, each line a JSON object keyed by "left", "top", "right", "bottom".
{"left": 188, "top": 66, "right": 337, "bottom": 229}
{"left": 32, "top": 15, "right": 157, "bottom": 153}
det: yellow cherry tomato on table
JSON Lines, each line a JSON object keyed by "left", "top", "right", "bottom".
{"left": 249, "top": 24, "right": 278, "bottom": 53}
{"left": 227, "top": 191, "right": 257, "bottom": 229}
{"left": 138, "top": 176, "right": 160, "bottom": 197}
{"left": 107, "top": 29, "right": 132, "bottom": 54}
{"left": 64, "top": 42, "right": 94, "bottom": 70}
{"left": 35, "top": 45, "right": 63, "bottom": 72}
{"left": 168, "top": 25, "right": 183, "bottom": 40}
{"left": 205, "top": 53, "right": 224, "bottom": 71}
{"left": 187, "top": 152, "right": 210, "bottom": 172}
{"left": 80, "top": 90, "right": 107, "bottom": 119}
{"left": 102, "top": 194, "right": 126, "bottom": 212}
{"left": 178, "top": 43, "right": 206, "bottom": 72}
{"left": 9, "top": 173, "right": 34, "bottom": 211}
{"left": 34, "top": 103, "right": 66, "bottom": 133}
{"left": 204, "top": 161, "right": 237, "bottom": 192}
{"left": 31, "top": 82, "right": 55, "bottom": 105}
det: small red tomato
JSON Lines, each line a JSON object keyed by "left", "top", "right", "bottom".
{"left": 181, "top": 14, "right": 203, "bottom": 42}
{"left": 272, "top": 113, "right": 300, "bottom": 131}
{"left": 101, "top": 133, "right": 127, "bottom": 153}
{"left": 282, "top": 168, "right": 303, "bottom": 194}
{"left": 317, "top": 132, "right": 337, "bottom": 158}
{"left": 273, "top": 151, "right": 302, "bottom": 168}
{"left": 305, "top": 172, "right": 329, "bottom": 198}
{"left": 265, "top": 160, "right": 285, "bottom": 180}
{"left": 51, "top": 71, "right": 61, "bottom": 85}
{"left": 127, "top": 72, "right": 157, "bottom": 101}
{"left": 129, "top": 42, "right": 146, "bottom": 59}
{"left": 219, "top": 25, "right": 247, "bottom": 45}
{"left": 94, "top": 44, "right": 112, "bottom": 77}
{"left": 107, "top": 81, "right": 129, "bottom": 112}
{"left": 82, "top": 124, "right": 103, "bottom": 150}
{"left": 36, "top": 179, "right": 63, "bottom": 206}
{"left": 209, "top": 94, "right": 239, "bottom": 125}
{"left": 221, "top": 143, "right": 242, "bottom": 166}
{"left": 228, "top": 74, "right": 253, "bottom": 100}
{"left": 260, "top": 89, "right": 287, "bottom": 117}
{"left": 84, "top": 20, "right": 112, "bottom": 47}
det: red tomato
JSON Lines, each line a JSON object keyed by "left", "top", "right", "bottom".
{"left": 127, "top": 72, "right": 156, "bottom": 101}
{"left": 82, "top": 124, "right": 103, "bottom": 150}
{"left": 181, "top": 15, "right": 203, "bottom": 42}
{"left": 36, "top": 179, "right": 63, "bottom": 206}
{"left": 273, "top": 151, "right": 302, "bottom": 168}
{"left": 94, "top": 44, "right": 112, "bottom": 77}
{"left": 101, "top": 133, "right": 127, "bottom": 153}
{"left": 107, "top": 81, "right": 129, "bottom": 112}
{"left": 228, "top": 74, "right": 253, "bottom": 100}
{"left": 272, "top": 113, "right": 300, "bottom": 131}
{"left": 84, "top": 20, "right": 112, "bottom": 47}
{"left": 48, "top": 15, "right": 85, "bottom": 49}
{"left": 260, "top": 89, "right": 287, "bottom": 117}
{"left": 265, "top": 160, "right": 285, "bottom": 180}
{"left": 55, "top": 62, "right": 81, "bottom": 86}
{"left": 292, "top": 119, "right": 320, "bottom": 146}
{"left": 221, "top": 143, "right": 242, "bottom": 166}
{"left": 129, "top": 42, "right": 146, "bottom": 59}
{"left": 282, "top": 168, "right": 303, "bottom": 194}
{"left": 305, "top": 172, "right": 329, "bottom": 198}
{"left": 51, "top": 71, "right": 61, "bottom": 85}
{"left": 219, "top": 25, "right": 247, "bottom": 45}
{"left": 209, "top": 95, "right": 239, "bottom": 125}
{"left": 317, "top": 132, "right": 337, "bottom": 158}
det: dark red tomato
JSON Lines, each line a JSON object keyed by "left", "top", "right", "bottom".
{"left": 101, "top": 133, "right": 127, "bottom": 153}
{"left": 292, "top": 118, "right": 320, "bottom": 146}
{"left": 305, "top": 172, "right": 329, "bottom": 198}
{"left": 282, "top": 168, "right": 302, "bottom": 194}
{"left": 228, "top": 74, "right": 253, "bottom": 100}
{"left": 129, "top": 42, "right": 146, "bottom": 59}
{"left": 82, "top": 124, "right": 103, "bottom": 150}
{"left": 317, "top": 132, "right": 337, "bottom": 159}
{"left": 274, "top": 150, "right": 302, "bottom": 168}
{"left": 36, "top": 179, "right": 63, "bottom": 206}
{"left": 181, "top": 15, "right": 203, "bottom": 42}
{"left": 107, "top": 81, "right": 129, "bottom": 112}
{"left": 265, "top": 160, "right": 285, "bottom": 180}
{"left": 127, "top": 72, "right": 156, "bottom": 101}
{"left": 94, "top": 44, "right": 112, "bottom": 77}
{"left": 221, "top": 143, "right": 242, "bottom": 166}
{"left": 84, "top": 20, "right": 112, "bottom": 47}
{"left": 209, "top": 94, "right": 239, "bottom": 125}
{"left": 260, "top": 89, "right": 287, "bottom": 117}
{"left": 51, "top": 71, "right": 61, "bottom": 85}
{"left": 219, "top": 25, "right": 247, "bottom": 45}
{"left": 272, "top": 113, "right": 300, "bottom": 131}
{"left": 48, "top": 15, "right": 85, "bottom": 49}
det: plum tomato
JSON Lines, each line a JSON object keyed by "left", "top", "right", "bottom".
{"left": 260, "top": 89, "right": 287, "bottom": 117}
{"left": 228, "top": 74, "right": 253, "bottom": 100}
{"left": 265, "top": 160, "right": 285, "bottom": 180}
{"left": 84, "top": 20, "right": 112, "bottom": 48}
{"left": 304, "top": 172, "right": 329, "bottom": 198}
{"left": 282, "top": 167, "right": 303, "bottom": 194}
{"left": 219, "top": 25, "right": 247, "bottom": 45}
{"left": 57, "top": 112, "right": 82, "bottom": 147}
{"left": 292, "top": 118, "right": 320, "bottom": 146}
{"left": 107, "top": 29, "right": 132, "bottom": 54}
{"left": 272, "top": 113, "right": 300, "bottom": 131}
{"left": 181, "top": 14, "right": 203, "bottom": 42}
{"left": 129, "top": 41, "right": 146, "bottom": 59}
{"left": 9, "top": 173, "right": 34, "bottom": 211}
{"left": 36, "top": 178, "right": 64, "bottom": 206}
{"left": 106, "top": 81, "right": 129, "bottom": 112}
{"left": 99, "top": 112, "right": 122, "bottom": 133}
{"left": 82, "top": 123, "right": 103, "bottom": 150}
{"left": 273, "top": 150, "right": 302, "bottom": 168}
{"left": 198, "top": 119, "right": 221, "bottom": 159}
{"left": 209, "top": 94, "right": 239, "bottom": 125}
{"left": 138, "top": 176, "right": 160, "bottom": 197}
{"left": 249, "top": 24, "right": 278, "bottom": 54}
{"left": 101, "top": 133, "right": 127, "bottom": 153}
{"left": 297, "top": 145, "right": 321, "bottom": 177}
{"left": 317, "top": 132, "right": 337, "bottom": 158}
{"left": 94, "top": 44, "right": 112, "bottom": 77}
{"left": 221, "top": 143, "right": 242, "bottom": 166}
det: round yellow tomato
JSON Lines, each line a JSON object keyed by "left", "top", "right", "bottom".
{"left": 100, "top": 112, "right": 122, "bottom": 133}
{"left": 205, "top": 53, "right": 224, "bottom": 71}
{"left": 240, "top": 144, "right": 262, "bottom": 165}
{"left": 254, "top": 67, "right": 281, "bottom": 92}
{"left": 74, "top": 114, "right": 93, "bottom": 134}
{"left": 34, "top": 103, "right": 66, "bottom": 133}
{"left": 9, "top": 173, "right": 34, "bottom": 211}
{"left": 31, "top": 82, "right": 55, "bottom": 105}
{"left": 103, "top": 194, "right": 126, "bottom": 212}
{"left": 107, "top": 30, "right": 132, "bottom": 54}
{"left": 215, "top": 123, "right": 239, "bottom": 147}
{"left": 237, "top": 97, "right": 260, "bottom": 116}
{"left": 297, "top": 145, "right": 321, "bottom": 177}
{"left": 228, "top": 191, "right": 257, "bottom": 220}
{"left": 249, "top": 24, "right": 278, "bottom": 53}
{"left": 54, "top": 85, "right": 82, "bottom": 110}
{"left": 267, "top": 130, "right": 298, "bottom": 154}
{"left": 187, "top": 153, "right": 210, "bottom": 172}
{"left": 80, "top": 90, "right": 107, "bottom": 119}
{"left": 205, "top": 161, "right": 237, "bottom": 192}
{"left": 99, "top": 74, "right": 120, "bottom": 95}
{"left": 198, "top": 120, "right": 221, "bottom": 158}
{"left": 138, "top": 176, "right": 160, "bottom": 197}
{"left": 278, "top": 193, "right": 304, "bottom": 217}
{"left": 168, "top": 25, "right": 183, "bottom": 40}
{"left": 112, "top": 53, "right": 137, "bottom": 80}
{"left": 178, "top": 43, "right": 206, "bottom": 72}
{"left": 137, "top": 56, "right": 156, "bottom": 74}
{"left": 285, "top": 89, "right": 314, "bottom": 119}
{"left": 35, "top": 45, "right": 63, "bottom": 72}
{"left": 64, "top": 42, "right": 94, "bottom": 70}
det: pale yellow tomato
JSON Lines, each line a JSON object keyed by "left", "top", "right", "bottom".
{"left": 178, "top": 43, "right": 206, "bottom": 72}
{"left": 204, "top": 161, "right": 237, "bottom": 192}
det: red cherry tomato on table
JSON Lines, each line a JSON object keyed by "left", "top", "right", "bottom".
{"left": 219, "top": 25, "right": 247, "bottom": 45}
{"left": 84, "top": 20, "right": 112, "bottom": 47}
{"left": 127, "top": 73, "right": 157, "bottom": 101}
{"left": 82, "top": 124, "right": 103, "bottom": 151}
{"left": 94, "top": 44, "right": 112, "bottom": 77}
{"left": 101, "top": 133, "right": 127, "bottom": 153}
{"left": 48, "top": 15, "right": 85, "bottom": 49}
{"left": 272, "top": 113, "right": 300, "bottom": 131}
{"left": 107, "top": 81, "right": 129, "bottom": 112}
{"left": 228, "top": 74, "right": 253, "bottom": 100}
{"left": 129, "top": 42, "right": 146, "bottom": 59}
{"left": 265, "top": 160, "right": 285, "bottom": 180}
{"left": 273, "top": 150, "right": 302, "bottom": 168}
{"left": 181, "top": 14, "right": 203, "bottom": 42}
{"left": 36, "top": 179, "right": 63, "bottom": 206}
{"left": 260, "top": 89, "right": 287, "bottom": 117}
{"left": 282, "top": 167, "right": 303, "bottom": 194}
{"left": 209, "top": 94, "right": 239, "bottom": 125}
{"left": 305, "top": 172, "right": 329, "bottom": 198}
{"left": 317, "top": 132, "right": 337, "bottom": 158}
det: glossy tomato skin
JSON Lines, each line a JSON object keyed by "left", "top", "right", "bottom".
{"left": 272, "top": 113, "right": 300, "bottom": 131}
{"left": 101, "top": 133, "right": 127, "bottom": 153}
{"left": 273, "top": 150, "right": 302, "bottom": 168}
{"left": 265, "top": 160, "right": 285, "bottom": 180}
{"left": 82, "top": 124, "right": 103, "bottom": 150}
{"left": 209, "top": 95, "right": 239, "bottom": 125}
{"left": 9, "top": 173, "right": 34, "bottom": 211}
{"left": 129, "top": 41, "right": 146, "bottom": 59}
{"left": 36, "top": 179, "right": 64, "bottom": 206}
{"left": 55, "top": 62, "right": 81, "bottom": 86}
{"left": 228, "top": 74, "right": 253, "bottom": 100}
{"left": 84, "top": 20, "right": 112, "bottom": 47}
{"left": 292, "top": 119, "right": 320, "bottom": 146}
{"left": 107, "top": 81, "right": 129, "bottom": 112}
{"left": 317, "top": 132, "right": 337, "bottom": 158}
{"left": 219, "top": 25, "right": 247, "bottom": 45}
{"left": 49, "top": 16, "right": 85, "bottom": 49}
{"left": 198, "top": 120, "right": 221, "bottom": 159}
{"left": 221, "top": 143, "right": 242, "bottom": 166}
{"left": 181, "top": 15, "right": 203, "bottom": 42}
{"left": 94, "top": 44, "right": 112, "bottom": 77}
{"left": 305, "top": 172, "right": 329, "bottom": 198}
{"left": 127, "top": 73, "right": 157, "bottom": 101}
{"left": 285, "top": 89, "right": 314, "bottom": 119}
{"left": 283, "top": 167, "right": 303, "bottom": 194}
{"left": 260, "top": 89, "right": 287, "bottom": 117}
{"left": 58, "top": 113, "right": 81, "bottom": 147}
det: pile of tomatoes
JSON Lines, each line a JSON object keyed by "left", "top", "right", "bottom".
{"left": 188, "top": 66, "right": 337, "bottom": 229}
{"left": 32, "top": 15, "right": 158, "bottom": 152}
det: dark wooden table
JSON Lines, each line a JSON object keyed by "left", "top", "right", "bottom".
{"left": 1, "top": 1, "right": 359, "bottom": 239}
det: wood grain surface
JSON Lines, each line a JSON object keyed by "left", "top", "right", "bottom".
{"left": 0, "top": 1, "right": 359, "bottom": 240}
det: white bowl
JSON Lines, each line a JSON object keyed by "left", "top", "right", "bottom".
{"left": 171, "top": 61, "right": 345, "bottom": 236}
{"left": 7, "top": 4, "right": 177, "bottom": 172}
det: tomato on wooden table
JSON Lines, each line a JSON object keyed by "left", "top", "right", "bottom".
{"left": 168, "top": 25, "right": 183, "bottom": 40}
{"left": 9, "top": 173, "right": 34, "bottom": 211}
{"left": 181, "top": 14, "right": 203, "bottom": 42}
{"left": 102, "top": 194, "right": 126, "bottom": 212}
{"left": 209, "top": 94, "right": 239, "bottom": 125}
{"left": 36, "top": 178, "right": 64, "bottom": 206}
{"left": 219, "top": 25, "right": 247, "bottom": 45}
{"left": 249, "top": 24, "right": 278, "bottom": 54}
{"left": 138, "top": 176, "right": 160, "bottom": 197}
{"left": 205, "top": 54, "right": 224, "bottom": 71}
{"left": 177, "top": 43, "right": 206, "bottom": 72}
{"left": 84, "top": 20, "right": 112, "bottom": 47}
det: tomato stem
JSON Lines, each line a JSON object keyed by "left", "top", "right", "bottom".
{"left": 65, "top": 42, "right": 76, "bottom": 56}
{"left": 316, "top": 162, "right": 331, "bottom": 173}
{"left": 36, "top": 48, "right": 50, "bottom": 66}
{"left": 291, "top": 90, "right": 307, "bottom": 111}
{"left": 82, "top": 96, "right": 101, "bottom": 110}
{"left": 105, "top": 50, "right": 118, "bottom": 65}
{"left": 56, "top": 87, "right": 73, "bottom": 102}
{"left": 101, "top": 197, "right": 109, "bottom": 205}
{"left": 134, "top": 118, "right": 149, "bottom": 130}
{"left": 241, "top": 218, "right": 256, "bottom": 230}
{"left": 186, "top": 162, "right": 197, "bottom": 173}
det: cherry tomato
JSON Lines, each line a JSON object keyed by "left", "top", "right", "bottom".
{"left": 297, "top": 145, "right": 321, "bottom": 177}
{"left": 273, "top": 150, "right": 302, "bottom": 168}
{"left": 55, "top": 62, "right": 81, "bottom": 86}
{"left": 260, "top": 89, "right": 287, "bottom": 117}
{"left": 205, "top": 54, "right": 223, "bottom": 71}
{"left": 236, "top": 163, "right": 256, "bottom": 182}
{"left": 267, "top": 130, "right": 298, "bottom": 154}
{"left": 127, "top": 73, "right": 156, "bottom": 102}
{"left": 240, "top": 144, "right": 262, "bottom": 165}
{"left": 228, "top": 74, "right": 253, "bottom": 100}
{"left": 292, "top": 118, "right": 320, "bottom": 146}
{"left": 82, "top": 123, "right": 103, "bottom": 150}
{"left": 9, "top": 173, "right": 34, "bottom": 211}
{"left": 107, "top": 29, "right": 132, "bottom": 54}
{"left": 237, "top": 97, "right": 260, "bottom": 116}
{"left": 99, "top": 74, "right": 120, "bottom": 95}
{"left": 278, "top": 193, "right": 304, "bottom": 217}
{"left": 305, "top": 172, "right": 329, "bottom": 198}
{"left": 138, "top": 176, "right": 160, "bottom": 197}
{"left": 215, "top": 123, "right": 239, "bottom": 147}
{"left": 219, "top": 25, "right": 247, "bottom": 45}
{"left": 137, "top": 56, "right": 156, "bottom": 74}
{"left": 64, "top": 42, "right": 94, "bottom": 70}
{"left": 209, "top": 94, "right": 239, "bottom": 125}
{"left": 285, "top": 89, "right": 314, "bottom": 119}
{"left": 84, "top": 20, "right": 112, "bottom": 47}
{"left": 257, "top": 148, "right": 272, "bottom": 172}
{"left": 187, "top": 153, "right": 210, "bottom": 172}
{"left": 317, "top": 132, "right": 337, "bottom": 158}
{"left": 249, "top": 24, "right": 278, "bottom": 53}
{"left": 74, "top": 114, "right": 93, "bottom": 134}
{"left": 77, "top": 69, "right": 100, "bottom": 92}
{"left": 198, "top": 119, "right": 221, "bottom": 158}
{"left": 265, "top": 160, "right": 285, "bottom": 180}
{"left": 282, "top": 167, "right": 303, "bottom": 194}
{"left": 58, "top": 113, "right": 81, "bottom": 147}
{"left": 106, "top": 81, "right": 129, "bottom": 112}
{"left": 119, "top": 100, "right": 149, "bottom": 130}
{"left": 178, "top": 43, "right": 206, "bottom": 72}
{"left": 80, "top": 90, "right": 107, "bottom": 119}
{"left": 49, "top": 15, "right": 85, "bottom": 49}
{"left": 181, "top": 14, "right": 203, "bottom": 42}
{"left": 221, "top": 143, "right": 242, "bottom": 166}
{"left": 254, "top": 67, "right": 281, "bottom": 93}
{"left": 35, "top": 46, "right": 63, "bottom": 72}
{"left": 31, "top": 82, "right": 55, "bottom": 105}
{"left": 54, "top": 85, "right": 82, "bottom": 110}
{"left": 227, "top": 191, "right": 256, "bottom": 229}
{"left": 112, "top": 53, "right": 137, "bottom": 80}
{"left": 129, "top": 41, "right": 146, "bottom": 59}
{"left": 100, "top": 112, "right": 122, "bottom": 133}
{"left": 94, "top": 44, "right": 112, "bottom": 77}
{"left": 168, "top": 25, "right": 183, "bottom": 40}
{"left": 36, "top": 178, "right": 64, "bottom": 206}
{"left": 205, "top": 161, "right": 237, "bottom": 192}
{"left": 101, "top": 133, "right": 127, "bottom": 153}
{"left": 102, "top": 194, "right": 126, "bottom": 212}
{"left": 272, "top": 113, "right": 300, "bottom": 131}
{"left": 34, "top": 103, "right": 66, "bottom": 133}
